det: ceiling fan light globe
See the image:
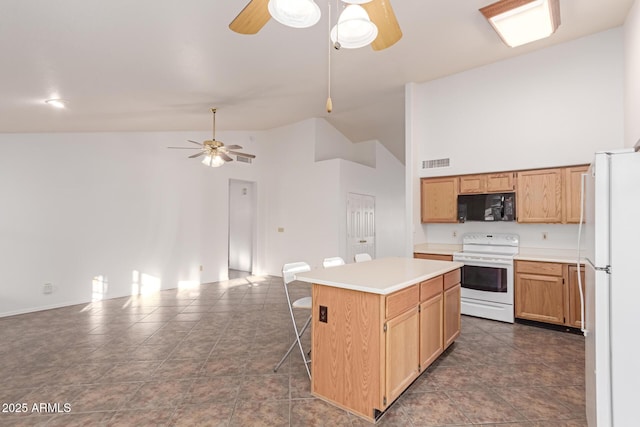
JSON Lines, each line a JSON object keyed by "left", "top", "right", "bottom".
{"left": 330, "top": 5, "right": 378, "bottom": 49}
{"left": 268, "top": 0, "right": 321, "bottom": 29}
{"left": 202, "top": 154, "right": 225, "bottom": 168}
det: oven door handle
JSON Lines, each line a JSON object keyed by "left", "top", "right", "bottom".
{"left": 453, "top": 258, "right": 513, "bottom": 267}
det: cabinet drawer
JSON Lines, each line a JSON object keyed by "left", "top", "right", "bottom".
{"left": 414, "top": 253, "right": 453, "bottom": 261}
{"left": 420, "top": 276, "right": 443, "bottom": 302}
{"left": 516, "top": 260, "right": 563, "bottom": 276}
{"left": 386, "top": 285, "right": 419, "bottom": 319}
{"left": 444, "top": 269, "right": 461, "bottom": 290}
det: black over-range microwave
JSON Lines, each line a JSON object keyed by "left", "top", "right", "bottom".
{"left": 457, "top": 192, "right": 516, "bottom": 222}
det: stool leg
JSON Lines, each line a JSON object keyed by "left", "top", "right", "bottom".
{"left": 273, "top": 315, "right": 312, "bottom": 377}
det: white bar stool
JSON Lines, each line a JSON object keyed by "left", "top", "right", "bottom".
{"left": 322, "top": 257, "right": 345, "bottom": 268}
{"left": 273, "top": 262, "right": 312, "bottom": 379}
{"left": 354, "top": 253, "right": 372, "bottom": 262}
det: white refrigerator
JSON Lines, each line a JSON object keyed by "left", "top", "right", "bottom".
{"left": 582, "top": 147, "right": 640, "bottom": 426}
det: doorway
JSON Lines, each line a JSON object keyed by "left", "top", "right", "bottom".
{"left": 228, "top": 179, "right": 256, "bottom": 276}
{"left": 346, "top": 193, "right": 375, "bottom": 263}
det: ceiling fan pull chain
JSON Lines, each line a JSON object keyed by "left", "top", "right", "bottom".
{"left": 326, "top": 1, "right": 333, "bottom": 113}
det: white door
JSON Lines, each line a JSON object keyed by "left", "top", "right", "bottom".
{"left": 228, "top": 180, "right": 255, "bottom": 273}
{"left": 347, "top": 193, "right": 375, "bottom": 263}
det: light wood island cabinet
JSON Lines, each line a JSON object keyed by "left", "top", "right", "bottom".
{"left": 297, "top": 258, "right": 462, "bottom": 422}
{"left": 515, "top": 260, "right": 585, "bottom": 328}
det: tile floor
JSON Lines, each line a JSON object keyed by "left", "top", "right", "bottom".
{"left": 0, "top": 273, "right": 586, "bottom": 426}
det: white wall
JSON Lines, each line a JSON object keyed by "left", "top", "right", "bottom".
{"left": 260, "top": 119, "right": 342, "bottom": 274}
{"left": 0, "top": 115, "right": 406, "bottom": 316}
{"left": 407, "top": 29, "right": 625, "bottom": 249}
{"left": 625, "top": 0, "right": 640, "bottom": 148}
{"left": 0, "top": 131, "right": 262, "bottom": 316}
{"left": 314, "top": 118, "right": 376, "bottom": 167}
{"left": 261, "top": 118, "right": 406, "bottom": 273}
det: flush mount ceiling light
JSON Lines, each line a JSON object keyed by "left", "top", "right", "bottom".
{"left": 45, "top": 99, "right": 66, "bottom": 108}
{"left": 331, "top": 3, "right": 379, "bottom": 49}
{"left": 480, "top": 0, "right": 560, "bottom": 48}
{"left": 267, "top": 0, "right": 321, "bottom": 28}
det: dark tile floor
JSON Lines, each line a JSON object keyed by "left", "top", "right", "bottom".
{"left": 0, "top": 273, "right": 586, "bottom": 426}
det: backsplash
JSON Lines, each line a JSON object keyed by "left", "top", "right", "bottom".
{"left": 421, "top": 222, "right": 582, "bottom": 250}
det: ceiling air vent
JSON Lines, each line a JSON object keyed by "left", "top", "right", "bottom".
{"left": 422, "top": 158, "right": 450, "bottom": 169}
{"left": 236, "top": 155, "right": 252, "bottom": 164}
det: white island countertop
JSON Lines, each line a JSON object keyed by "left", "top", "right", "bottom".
{"left": 296, "top": 257, "right": 463, "bottom": 295}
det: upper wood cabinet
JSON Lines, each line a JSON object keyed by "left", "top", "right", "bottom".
{"left": 459, "top": 173, "right": 515, "bottom": 194}
{"left": 419, "top": 165, "right": 588, "bottom": 224}
{"left": 420, "top": 177, "right": 458, "bottom": 223}
{"left": 564, "top": 165, "right": 589, "bottom": 224}
{"left": 516, "top": 168, "right": 563, "bottom": 223}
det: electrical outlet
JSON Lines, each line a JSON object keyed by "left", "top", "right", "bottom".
{"left": 43, "top": 283, "right": 53, "bottom": 294}
{"left": 199, "top": 265, "right": 203, "bottom": 271}
{"left": 277, "top": 227, "right": 284, "bottom": 233}
{"left": 452, "top": 231, "right": 457, "bottom": 238}
{"left": 542, "top": 232, "right": 548, "bottom": 240}
{"left": 319, "top": 305, "right": 328, "bottom": 323}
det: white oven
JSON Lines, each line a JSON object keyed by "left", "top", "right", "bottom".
{"left": 453, "top": 233, "right": 518, "bottom": 323}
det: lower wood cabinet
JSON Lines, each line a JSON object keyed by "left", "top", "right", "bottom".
{"left": 515, "top": 260, "right": 585, "bottom": 327}
{"left": 566, "top": 265, "right": 586, "bottom": 328}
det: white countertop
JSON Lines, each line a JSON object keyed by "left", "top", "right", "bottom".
{"left": 413, "top": 243, "right": 461, "bottom": 255}
{"left": 515, "top": 247, "right": 584, "bottom": 264}
{"left": 296, "top": 257, "right": 463, "bottom": 295}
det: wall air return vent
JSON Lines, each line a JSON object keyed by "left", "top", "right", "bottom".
{"left": 236, "top": 155, "right": 252, "bottom": 164}
{"left": 422, "top": 158, "right": 450, "bottom": 169}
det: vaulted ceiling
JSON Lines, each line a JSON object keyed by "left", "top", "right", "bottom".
{"left": 0, "top": 0, "right": 634, "bottom": 162}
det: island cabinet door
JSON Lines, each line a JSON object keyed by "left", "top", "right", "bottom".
{"left": 419, "top": 275, "right": 444, "bottom": 370}
{"left": 385, "top": 307, "right": 420, "bottom": 405}
{"left": 419, "top": 293, "right": 443, "bottom": 370}
{"left": 443, "top": 269, "right": 461, "bottom": 349}
{"left": 443, "top": 284, "right": 461, "bottom": 349}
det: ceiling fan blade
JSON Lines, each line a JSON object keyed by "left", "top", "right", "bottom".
{"left": 189, "top": 151, "right": 206, "bottom": 159}
{"left": 229, "top": 0, "right": 270, "bottom": 35}
{"left": 168, "top": 146, "right": 201, "bottom": 149}
{"left": 187, "top": 140, "right": 203, "bottom": 146}
{"left": 362, "top": 0, "right": 402, "bottom": 51}
{"left": 226, "top": 145, "right": 243, "bottom": 150}
{"left": 220, "top": 152, "right": 234, "bottom": 162}
{"left": 227, "top": 150, "right": 256, "bottom": 159}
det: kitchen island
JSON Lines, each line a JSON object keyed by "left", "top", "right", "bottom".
{"left": 296, "top": 257, "right": 463, "bottom": 422}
